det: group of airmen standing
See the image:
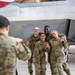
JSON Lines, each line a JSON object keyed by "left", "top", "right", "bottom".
{"left": 0, "top": 15, "right": 71, "bottom": 75}
{"left": 26, "top": 26, "right": 72, "bottom": 75}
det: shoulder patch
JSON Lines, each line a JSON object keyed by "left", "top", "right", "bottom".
{"left": 34, "top": 48, "right": 38, "bottom": 51}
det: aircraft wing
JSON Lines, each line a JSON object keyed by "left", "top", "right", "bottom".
{"left": 0, "top": 0, "right": 75, "bottom": 21}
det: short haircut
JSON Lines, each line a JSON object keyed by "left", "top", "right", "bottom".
{"left": 44, "top": 25, "right": 50, "bottom": 28}
{"left": 40, "top": 32, "right": 45, "bottom": 35}
{"left": 33, "top": 27, "right": 40, "bottom": 30}
{"left": 0, "top": 15, "right": 10, "bottom": 28}
{"left": 44, "top": 25, "right": 51, "bottom": 32}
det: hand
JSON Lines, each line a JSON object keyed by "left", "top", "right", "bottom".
{"left": 44, "top": 43, "right": 50, "bottom": 49}
{"left": 26, "top": 41, "right": 30, "bottom": 45}
{"left": 56, "top": 40, "right": 62, "bottom": 44}
{"left": 16, "top": 38, "right": 22, "bottom": 42}
{"left": 62, "top": 36, "right": 67, "bottom": 43}
{"left": 56, "top": 39, "right": 67, "bottom": 44}
{"left": 63, "top": 38, "right": 67, "bottom": 43}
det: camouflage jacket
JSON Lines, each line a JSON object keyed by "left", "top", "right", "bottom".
{"left": 28, "top": 34, "right": 40, "bottom": 52}
{"left": 46, "top": 32, "right": 66, "bottom": 42}
{"left": 0, "top": 33, "right": 31, "bottom": 75}
{"left": 49, "top": 37, "right": 68, "bottom": 62}
{"left": 33, "top": 41, "right": 50, "bottom": 63}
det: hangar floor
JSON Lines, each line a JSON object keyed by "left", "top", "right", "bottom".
{"left": 17, "top": 45, "right": 75, "bottom": 75}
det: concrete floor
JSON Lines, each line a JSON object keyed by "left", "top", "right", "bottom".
{"left": 17, "top": 45, "right": 75, "bottom": 75}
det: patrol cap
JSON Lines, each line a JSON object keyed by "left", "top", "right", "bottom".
{"left": 0, "top": 15, "right": 10, "bottom": 28}
{"left": 34, "top": 27, "right": 40, "bottom": 30}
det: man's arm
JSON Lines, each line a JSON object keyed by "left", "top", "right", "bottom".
{"left": 16, "top": 42, "right": 31, "bottom": 61}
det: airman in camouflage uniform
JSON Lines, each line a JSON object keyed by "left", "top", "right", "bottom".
{"left": 44, "top": 25, "right": 71, "bottom": 75}
{"left": 49, "top": 30, "right": 68, "bottom": 75}
{"left": 33, "top": 33, "right": 50, "bottom": 75}
{"left": 26, "top": 27, "right": 40, "bottom": 75}
{"left": 0, "top": 15, "right": 31, "bottom": 75}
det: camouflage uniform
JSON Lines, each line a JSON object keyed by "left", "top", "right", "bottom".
{"left": 62, "top": 62, "right": 71, "bottom": 75}
{"left": 49, "top": 37, "right": 66, "bottom": 75}
{"left": 46, "top": 33, "right": 71, "bottom": 75}
{"left": 33, "top": 41, "right": 50, "bottom": 75}
{"left": 28, "top": 34, "right": 40, "bottom": 75}
{"left": 0, "top": 33, "right": 31, "bottom": 75}
{"left": 62, "top": 43, "right": 71, "bottom": 75}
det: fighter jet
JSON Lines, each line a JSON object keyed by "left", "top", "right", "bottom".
{"left": 0, "top": 0, "right": 75, "bottom": 44}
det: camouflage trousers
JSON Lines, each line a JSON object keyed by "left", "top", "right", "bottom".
{"left": 50, "top": 59, "right": 64, "bottom": 75}
{"left": 0, "top": 72, "right": 15, "bottom": 75}
{"left": 28, "top": 53, "right": 33, "bottom": 74}
{"left": 62, "top": 62, "right": 71, "bottom": 75}
{"left": 48, "top": 53, "right": 71, "bottom": 75}
{"left": 34, "top": 58, "right": 47, "bottom": 75}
